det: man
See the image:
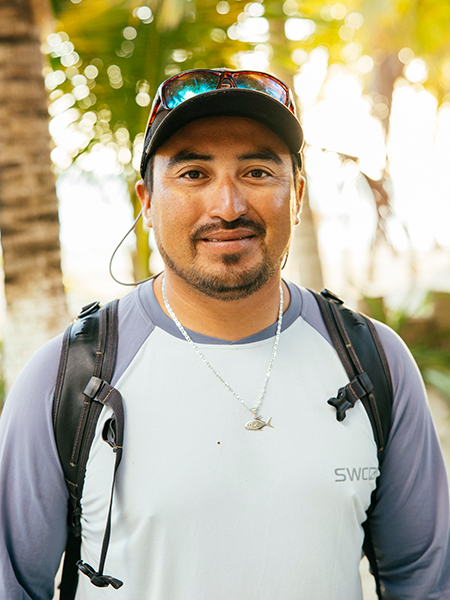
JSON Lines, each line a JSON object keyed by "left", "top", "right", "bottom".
{"left": 0, "top": 69, "right": 449, "bottom": 599}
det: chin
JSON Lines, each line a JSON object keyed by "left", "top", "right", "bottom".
{"left": 172, "top": 257, "right": 279, "bottom": 301}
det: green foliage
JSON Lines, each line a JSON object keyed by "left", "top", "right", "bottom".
{"left": 45, "top": 0, "right": 254, "bottom": 278}
{"left": 354, "top": 0, "right": 450, "bottom": 99}
{"left": 362, "top": 295, "right": 411, "bottom": 333}
{"left": 425, "top": 369, "right": 450, "bottom": 400}
{"left": 42, "top": 0, "right": 450, "bottom": 280}
{"left": 45, "top": 0, "right": 450, "bottom": 177}
{"left": 363, "top": 294, "right": 450, "bottom": 401}
{"left": 45, "top": 0, "right": 252, "bottom": 178}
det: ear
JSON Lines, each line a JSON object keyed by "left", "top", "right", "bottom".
{"left": 294, "top": 176, "right": 306, "bottom": 225}
{"left": 136, "top": 179, "right": 152, "bottom": 227}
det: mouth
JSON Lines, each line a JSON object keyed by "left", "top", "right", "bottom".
{"left": 198, "top": 229, "right": 258, "bottom": 251}
{"left": 202, "top": 235, "right": 254, "bottom": 242}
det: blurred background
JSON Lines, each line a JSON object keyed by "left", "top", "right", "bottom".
{"left": 1, "top": 1, "right": 450, "bottom": 596}
{"left": 3, "top": 0, "right": 450, "bottom": 398}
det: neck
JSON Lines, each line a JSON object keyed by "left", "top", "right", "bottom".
{"left": 154, "top": 271, "right": 290, "bottom": 341}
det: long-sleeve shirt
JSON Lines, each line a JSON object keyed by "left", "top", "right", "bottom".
{"left": 0, "top": 281, "right": 449, "bottom": 599}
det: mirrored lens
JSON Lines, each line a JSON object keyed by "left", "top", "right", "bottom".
{"left": 164, "top": 72, "right": 220, "bottom": 109}
{"left": 233, "top": 73, "right": 288, "bottom": 104}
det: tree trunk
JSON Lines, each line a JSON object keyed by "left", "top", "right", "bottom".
{"left": 369, "top": 52, "right": 403, "bottom": 139}
{"left": 0, "top": 0, "right": 68, "bottom": 388}
{"left": 267, "top": 14, "right": 324, "bottom": 290}
{"left": 284, "top": 184, "right": 324, "bottom": 291}
{"left": 128, "top": 180, "right": 152, "bottom": 281}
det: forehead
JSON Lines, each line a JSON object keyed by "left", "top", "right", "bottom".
{"left": 153, "top": 116, "right": 291, "bottom": 159}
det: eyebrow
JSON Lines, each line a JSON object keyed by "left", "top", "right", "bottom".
{"left": 237, "top": 149, "right": 283, "bottom": 165}
{"left": 166, "top": 150, "right": 213, "bottom": 167}
{"left": 166, "top": 147, "right": 284, "bottom": 168}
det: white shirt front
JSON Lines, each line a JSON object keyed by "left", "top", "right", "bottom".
{"left": 78, "top": 308, "right": 378, "bottom": 599}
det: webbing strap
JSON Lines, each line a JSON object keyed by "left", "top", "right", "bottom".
{"left": 363, "top": 521, "right": 383, "bottom": 599}
{"left": 312, "top": 291, "right": 361, "bottom": 381}
{"left": 58, "top": 533, "right": 81, "bottom": 599}
{"left": 77, "top": 383, "right": 124, "bottom": 589}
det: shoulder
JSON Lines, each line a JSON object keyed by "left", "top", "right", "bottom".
{"left": 294, "top": 284, "right": 423, "bottom": 395}
{"left": 371, "top": 319, "right": 424, "bottom": 396}
{"left": 113, "top": 281, "right": 159, "bottom": 384}
{"left": 1, "top": 332, "right": 64, "bottom": 421}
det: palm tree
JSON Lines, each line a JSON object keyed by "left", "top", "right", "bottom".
{"left": 0, "top": 0, "right": 68, "bottom": 389}
{"left": 43, "top": 0, "right": 260, "bottom": 280}
{"left": 264, "top": 5, "right": 324, "bottom": 290}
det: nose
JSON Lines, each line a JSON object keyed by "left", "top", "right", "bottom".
{"left": 208, "top": 175, "right": 248, "bottom": 222}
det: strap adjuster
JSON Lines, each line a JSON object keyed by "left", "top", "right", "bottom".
{"left": 83, "top": 376, "right": 105, "bottom": 400}
{"left": 70, "top": 505, "right": 82, "bottom": 536}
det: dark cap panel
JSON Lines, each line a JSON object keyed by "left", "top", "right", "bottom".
{"left": 140, "top": 87, "right": 304, "bottom": 178}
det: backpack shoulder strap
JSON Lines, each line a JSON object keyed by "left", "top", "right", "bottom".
{"left": 310, "top": 289, "right": 394, "bottom": 599}
{"left": 310, "top": 289, "right": 393, "bottom": 460}
{"left": 53, "top": 299, "right": 122, "bottom": 598}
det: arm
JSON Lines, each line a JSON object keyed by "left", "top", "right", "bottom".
{"left": 0, "top": 335, "right": 69, "bottom": 600}
{"left": 367, "top": 322, "right": 450, "bottom": 599}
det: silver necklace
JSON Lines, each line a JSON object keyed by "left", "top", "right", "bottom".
{"left": 161, "top": 277, "right": 283, "bottom": 431}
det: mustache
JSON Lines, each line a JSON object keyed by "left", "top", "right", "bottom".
{"left": 192, "top": 217, "right": 266, "bottom": 241}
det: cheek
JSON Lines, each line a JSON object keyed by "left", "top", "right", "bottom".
{"left": 150, "top": 195, "right": 197, "bottom": 246}
{"left": 263, "top": 200, "right": 296, "bottom": 252}
{"left": 266, "top": 194, "right": 295, "bottom": 232}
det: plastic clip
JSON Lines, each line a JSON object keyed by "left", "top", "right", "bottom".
{"left": 78, "top": 301, "right": 101, "bottom": 319}
{"left": 320, "top": 288, "right": 344, "bottom": 305}
{"left": 328, "top": 386, "right": 355, "bottom": 422}
{"left": 77, "top": 560, "right": 123, "bottom": 589}
{"left": 328, "top": 372, "right": 374, "bottom": 422}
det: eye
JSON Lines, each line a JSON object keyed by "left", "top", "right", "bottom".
{"left": 181, "top": 170, "right": 204, "bottom": 180}
{"left": 246, "top": 169, "right": 270, "bottom": 178}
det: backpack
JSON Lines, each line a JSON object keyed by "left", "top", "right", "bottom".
{"left": 52, "top": 288, "right": 393, "bottom": 599}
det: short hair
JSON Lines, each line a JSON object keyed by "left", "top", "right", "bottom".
{"left": 144, "top": 155, "right": 154, "bottom": 195}
{"left": 144, "top": 152, "right": 302, "bottom": 194}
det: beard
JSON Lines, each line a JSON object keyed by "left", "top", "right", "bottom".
{"left": 154, "top": 218, "right": 285, "bottom": 301}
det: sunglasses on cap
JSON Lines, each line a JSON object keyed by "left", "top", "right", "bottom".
{"left": 147, "top": 69, "right": 297, "bottom": 126}
{"left": 140, "top": 68, "right": 303, "bottom": 177}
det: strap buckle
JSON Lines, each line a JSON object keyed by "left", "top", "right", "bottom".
{"left": 77, "top": 560, "right": 123, "bottom": 589}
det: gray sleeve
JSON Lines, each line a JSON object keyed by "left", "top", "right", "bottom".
{"left": 0, "top": 289, "right": 155, "bottom": 600}
{"left": 0, "top": 335, "right": 68, "bottom": 600}
{"left": 299, "top": 287, "right": 450, "bottom": 598}
{"left": 368, "top": 321, "right": 450, "bottom": 599}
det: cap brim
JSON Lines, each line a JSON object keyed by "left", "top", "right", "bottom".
{"left": 142, "top": 88, "right": 303, "bottom": 175}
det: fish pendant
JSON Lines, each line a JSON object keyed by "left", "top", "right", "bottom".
{"left": 245, "top": 415, "right": 274, "bottom": 431}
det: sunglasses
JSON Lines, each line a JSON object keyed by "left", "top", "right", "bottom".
{"left": 146, "top": 69, "right": 296, "bottom": 128}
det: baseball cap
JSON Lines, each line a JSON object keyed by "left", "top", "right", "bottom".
{"left": 140, "top": 68, "right": 304, "bottom": 178}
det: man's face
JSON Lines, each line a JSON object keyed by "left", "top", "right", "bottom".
{"left": 137, "top": 116, "right": 304, "bottom": 301}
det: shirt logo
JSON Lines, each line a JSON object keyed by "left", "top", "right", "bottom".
{"left": 334, "top": 467, "right": 379, "bottom": 482}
